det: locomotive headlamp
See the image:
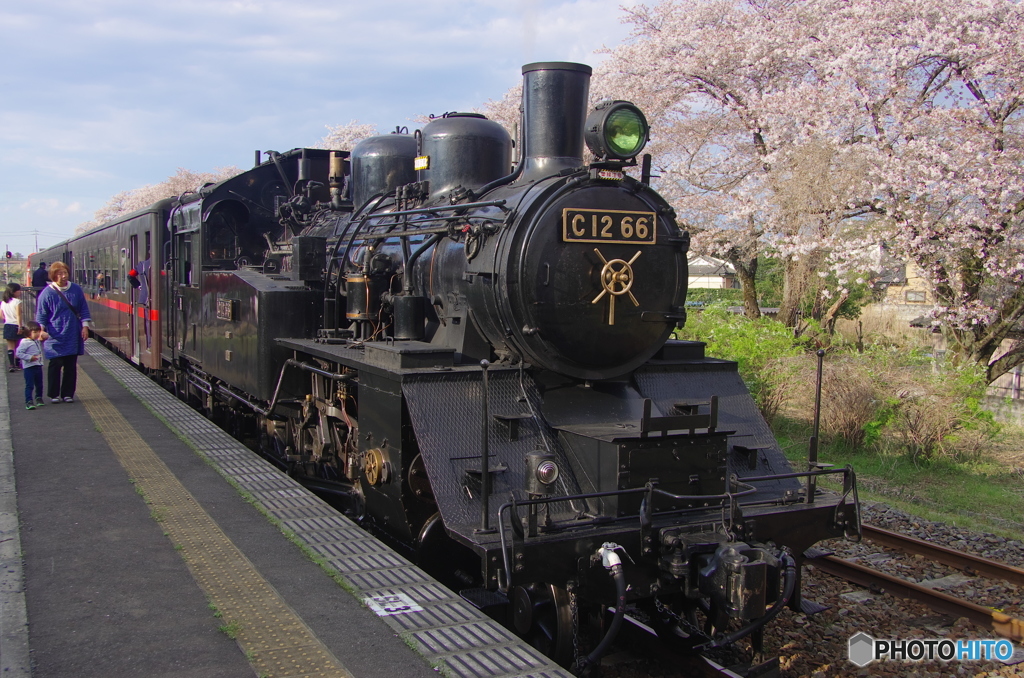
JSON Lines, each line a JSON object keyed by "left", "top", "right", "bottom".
{"left": 525, "top": 452, "right": 559, "bottom": 495}
{"left": 536, "top": 460, "right": 558, "bottom": 484}
{"left": 585, "top": 100, "right": 649, "bottom": 160}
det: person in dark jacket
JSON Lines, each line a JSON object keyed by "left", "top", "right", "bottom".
{"left": 35, "top": 262, "right": 91, "bottom": 403}
{"left": 31, "top": 261, "right": 49, "bottom": 288}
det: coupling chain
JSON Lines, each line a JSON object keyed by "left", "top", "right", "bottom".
{"left": 654, "top": 595, "right": 712, "bottom": 643}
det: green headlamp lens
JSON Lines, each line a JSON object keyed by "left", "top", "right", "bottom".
{"left": 604, "top": 108, "right": 645, "bottom": 157}
{"left": 585, "top": 100, "right": 649, "bottom": 160}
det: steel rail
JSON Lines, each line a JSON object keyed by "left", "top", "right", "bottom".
{"left": 862, "top": 524, "right": 1024, "bottom": 587}
{"left": 809, "top": 554, "right": 1024, "bottom": 642}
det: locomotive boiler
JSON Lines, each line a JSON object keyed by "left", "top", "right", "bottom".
{"left": 35, "top": 61, "right": 860, "bottom": 670}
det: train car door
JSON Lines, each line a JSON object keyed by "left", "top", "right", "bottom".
{"left": 127, "top": 235, "right": 139, "bottom": 363}
{"left": 135, "top": 230, "right": 153, "bottom": 367}
{"left": 171, "top": 219, "right": 201, "bottom": 360}
{"left": 167, "top": 200, "right": 203, "bottom": 381}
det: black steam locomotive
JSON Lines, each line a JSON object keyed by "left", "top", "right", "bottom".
{"left": 36, "top": 62, "right": 860, "bottom": 668}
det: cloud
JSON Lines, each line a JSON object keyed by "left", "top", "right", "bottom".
{"left": 17, "top": 198, "right": 80, "bottom": 216}
{"left": 0, "top": 0, "right": 645, "bottom": 255}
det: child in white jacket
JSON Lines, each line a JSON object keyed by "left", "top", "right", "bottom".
{"left": 15, "top": 322, "right": 45, "bottom": 409}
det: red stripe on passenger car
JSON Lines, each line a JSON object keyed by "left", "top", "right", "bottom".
{"left": 93, "top": 297, "right": 160, "bottom": 321}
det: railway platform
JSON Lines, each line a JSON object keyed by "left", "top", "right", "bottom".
{"left": 0, "top": 340, "right": 571, "bottom": 678}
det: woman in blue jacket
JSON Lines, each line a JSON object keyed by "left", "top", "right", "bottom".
{"left": 35, "top": 262, "right": 91, "bottom": 403}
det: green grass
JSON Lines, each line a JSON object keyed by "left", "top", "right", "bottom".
{"left": 775, "top": 417, "right": 1024, "bottom": 539}
{"left": 218, "top": 620, "right": 242, "bottom": 639}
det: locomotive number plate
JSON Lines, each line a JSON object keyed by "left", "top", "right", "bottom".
{"left": 216, "top": 298, "right": 237, "bottom": 322}
{"left": 562, "top": 208, "right": 657, "bottom": 245}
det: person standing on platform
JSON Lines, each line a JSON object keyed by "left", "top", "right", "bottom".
{"left": 16, "top": 322, "right": 45, "bottom": 409}
{"left": 35, "top": 262, "right": 91, "bottom": 403}
{"left": 1, "top": 283, "right": 23, "bottom": 372}
{"left": 32, "top": 261, "right": 49, "bottom": 288}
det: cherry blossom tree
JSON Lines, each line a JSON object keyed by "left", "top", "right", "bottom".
{"left": 78, "top": 166, "right": 241, "bottom": 234}
{"left": 593, "top": 0, "right": 882, "bottom": 324}
{"left": 314, "top": 120, "right": 378, "bottom": 151}
{"left": 596, "top": 0, "right": 1024, "bottom": 382}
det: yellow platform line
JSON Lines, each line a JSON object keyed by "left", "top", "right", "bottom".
{"left": 77, "top": 370, "right": 353, "bottom": 678}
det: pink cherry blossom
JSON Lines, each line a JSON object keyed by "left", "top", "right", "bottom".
{"left": 591, "top": 0, "right": 1024, "bottom": 382}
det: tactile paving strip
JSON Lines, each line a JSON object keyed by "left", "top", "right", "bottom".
{"left": 86, "top": 344, "right": 572, "bottom": 678}
{"left": 76, "top": 370, "right": 352, "bottom": 678}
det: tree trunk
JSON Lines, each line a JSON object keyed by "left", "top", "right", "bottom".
{"left": 936, "top": 263, "right": 1024, "bottom": 384}
{"left": 777, "top": 255, "right": 818, "bottom": 327}
{"left": 987, "top": 339, "right": 1024, "bottom": 384}
{"left": 731, "top": 255, "right": 760, "bottom": 319}
{"left": 820, "top": 289, "right": 850, "bottom": 335}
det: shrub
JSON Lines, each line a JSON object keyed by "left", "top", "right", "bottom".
{"left": 778, "top": 346, "right": 999, "bottom": 461}
{"left": 684, "top": 288, "right": 745, "bottom": 306}
{"left": 779, "top": 350, "right": 890, "bottom": 448}
{"left": 675, "top": 305, "right": 806, "bottom": 421}
{"left": 883, "top": 365, "right": 1000, "bottom": 462}
{"left": 819, "top": 359, "right": 880, "bottom": 448}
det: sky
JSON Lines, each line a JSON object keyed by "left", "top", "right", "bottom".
{"left": 0, "top": 0, "right": 643, "bottom": 258}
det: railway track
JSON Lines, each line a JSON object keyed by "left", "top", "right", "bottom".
{"left": 861, "top": 524, "right": 1024, "bottom": 587}
{"left": 807, "top": 523, "right": 1024, "bottom": 643}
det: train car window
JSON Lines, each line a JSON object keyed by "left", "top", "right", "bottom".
{"left": 175, "top": 202, "right": 202, "bottom": 233}
{"left": 179, "top": 233, "right": 194, "bottom": 286}
{"left": 104, "top": 246, "right": 113, "bottom": 294}
{"left": 204, "top": 203, "right": 245, "bottom": 267}
{"left": 117, "top": 247, "right": 127, "bottom": 291}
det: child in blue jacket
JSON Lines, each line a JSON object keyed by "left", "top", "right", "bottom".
{"left": 15, "top": 322, "right": 45, "bottom": 409}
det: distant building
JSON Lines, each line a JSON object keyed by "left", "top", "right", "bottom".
{"left": 875, "top": 261, "right": 931, "bottom": 308}
{"left": 688, "top": 255, "right": 739, "bottom": 289}
{"left": 861, "top": 245, "right": 934, "bottom": 327}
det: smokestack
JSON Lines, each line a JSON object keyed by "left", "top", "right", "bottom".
{"left": 520, "top": 62, "right": 592, "bottom": 181}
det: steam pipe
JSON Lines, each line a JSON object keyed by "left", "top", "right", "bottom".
{"left": 403, "top": 233, "right": 441, "bottom": 295}
{"left": 475, "top": 157, "right": 524, "bottom": 196}
{"left": 261, "top": 359, "right": 354, "bottom": 418}
{"left": 371, "top": 199, "right": 508, "bottom": 219}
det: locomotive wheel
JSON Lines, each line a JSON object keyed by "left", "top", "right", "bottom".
{"left": 511, "top": 583, "right": 573, "bottom": 666}
{"left": 288, "top": 416, "right": 314, "bottom": 460}
{"left": 416, "top": 513, "right": 481, "bottom": 591}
